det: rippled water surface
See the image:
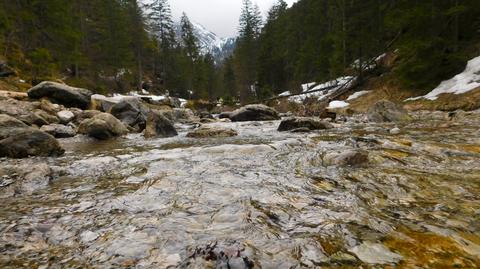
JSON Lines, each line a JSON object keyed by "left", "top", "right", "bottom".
{"left": 0, "top": 111, "right": 479, "bottom": 268}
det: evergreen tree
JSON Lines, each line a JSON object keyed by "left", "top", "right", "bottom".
{"left": 234, "top": 0, "right": 263, "bottom": 103}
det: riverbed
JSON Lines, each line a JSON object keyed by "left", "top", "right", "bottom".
{"left": 0, "top": 111, "right": 479, "bottom": 268}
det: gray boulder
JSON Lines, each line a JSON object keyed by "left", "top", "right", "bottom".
{"left": 40, "top": 124, "right": 76, "bottom": 138}
{"left": 78, "top": 113, "right": 128, "bottom": 140}
{"left": 186, "top": 125, "right": 238, "bottom": 138}
{"left": 57, "top": 110, "right": 75, "bottom": 124}
{"left": 229, "top": 104, "right": 280, "bottom": 121}
{"left": 367, "top": 100, "right": 411, "bottom": 122}
{"left": 0, "top": 115, "right": 64, "bottom": 158}
{"left": 27, "top": 81, "right": 93, "bottom": 109}
{"left": 278, "top": 117, "right": 333, "bottom": 132}
{"left": 144, "top": 110, "right": 178, "bottom": 138}
{"left": 108, "top": 98, "right": 148, "bottom": 132}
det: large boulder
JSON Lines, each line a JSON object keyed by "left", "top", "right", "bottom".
{"left": 108, "top": 98, "right": 148, "bottom": 132}
{"left": 78, "top": 113, "right": 128, "bottom": 140}
{"left": 0, "top": 114, "right": 65, "bottom": 158}
{"left": 278, "top": 117, "right": 333, "bottom": 132}
{"left": 144, "top": 110, "right": 178, "bottom": 138}
{"left": 186, "top": 125, "right": 238, "bottom": 138}
{"left": 229, "top": 104, "right": 280, "bottom": 122}
{"left": 367, "top": 100, "right": 411, "bottom": 122}
{"left": 40, "top": 124, "right": 76, "bottom": 138}
{"left": 27, "top": 81, "right": 93, "bottom": 109}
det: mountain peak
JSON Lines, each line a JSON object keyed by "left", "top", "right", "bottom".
{"left": 175, "top": 21, "right": 236, "bottom": 61}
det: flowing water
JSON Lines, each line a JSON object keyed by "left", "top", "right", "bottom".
{"left": 0, "top": 111, "right": 479, "bottom": 268}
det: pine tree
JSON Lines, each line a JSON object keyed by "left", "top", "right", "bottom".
{"left": 179, "top": 13, "right": 200, "bottom": 97}
{"left": 234, "top": 0, "right": 263, "bottom": 103}
{"left": 146, "top": 0, "right": 177, "bottom": 92}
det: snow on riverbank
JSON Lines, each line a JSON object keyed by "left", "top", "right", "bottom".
{"left": 407, "top": 56, "right": 480, "bottom": 101}
{"left": 347, "top": 90, "right": 371, "bottom": 101}
{"left": 327, "top": 100, "right": 350, "bottom": 109}
{"left": 279, "top": 76, "right": 356, "bottom": 103}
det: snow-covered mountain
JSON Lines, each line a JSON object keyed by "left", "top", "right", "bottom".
{"left": 175, "top": 22, "right": 236, "bottom": 61}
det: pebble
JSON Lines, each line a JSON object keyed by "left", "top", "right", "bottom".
{"left": 390, "top": 127, "right": 401, "bottom": 135}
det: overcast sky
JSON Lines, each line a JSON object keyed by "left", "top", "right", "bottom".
{"left": 169, "top": 0, "right": 297, "bottom": 38}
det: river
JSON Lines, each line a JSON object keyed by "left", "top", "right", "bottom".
{"left": 0, "top": 110, "right": 479, "bottom": 268}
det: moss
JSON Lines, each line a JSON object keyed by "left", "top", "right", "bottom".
{"left": 384, "top": 227, "right": 480, "bottom": 268}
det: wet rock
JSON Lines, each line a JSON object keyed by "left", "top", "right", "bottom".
{"left": 349, "top": 242, "right": 402, "bottom": 265}
{"left": 0, "top": 162, "right": 52, "bottom": 196}
{"left": 324, "top": 150, "right": 369, "bottom": 166}
{"left": 229, "top": 104, "right": 280, "bottom": 121}
{"left": 33, "top": 109, "right": 59, "bottom": 126}
{"left": 278, "top": 117, "right": 333, "bottom": 132}
{"left": 186, "top": 125, "right": 238, "bottom": 138}
{"left": 389, "top": 127, "right": 401, "bottom": 135}
{"left": 180, "top": 242, "right": 254, "bottom": 269}
{"left": 27, "top": 81, "right": 93, "bottom": 109}
{"left": 57, "top": 110, "right": 75, "bottom": 124}
{"left": 108, "top": 98, "right": 148, "bottom": 132}
{"left": 40, "top": 124, "right": 76, "bottom": 138}
{"left": 219, "top": 111, "right": 232, "bottom": 119}
{"left": 0, "top": 125, "right": 64, "bottom": 158}
{"left": 78, "top": 113, "right": 128, "bottom": 140}
{"left": 367, "top": 100, "right": 411, "bottom": 122}
{"left": 144, "top": 110, "right": 178, "bottom": 138}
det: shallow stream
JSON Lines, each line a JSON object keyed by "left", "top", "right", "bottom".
{"left": 0, "top": 111, "right": 479, "bottom": 268}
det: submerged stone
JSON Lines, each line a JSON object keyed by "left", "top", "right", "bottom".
{"left": 349, "top": 242, "right": 403, "bottom": 265}
{"left": 186, "top": 125, "right": 238, "bottom": 138}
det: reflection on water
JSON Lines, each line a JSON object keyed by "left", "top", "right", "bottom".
{"left": 0, "top": 111, "right": 479, "bottom": 268}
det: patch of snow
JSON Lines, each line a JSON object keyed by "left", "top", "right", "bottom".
{"left": 279, "top": 91, "right": 291, "bottom": 97}
{"left": 407, "top": 56, "right": 480, "bottom": 101}
{"left": 376, "top": 53, "right": 387, "bottom": 62}
{"left": 327, "top": 100, "right": 350, "bottom": 109}
{"left": 288, "top": 76, "right": 356, "bottom": 103}
{"left": 347, "top": 90, "right": 371, "bottom": 101}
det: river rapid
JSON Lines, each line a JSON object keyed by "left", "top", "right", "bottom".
{"left": 0, "top": 110, "right": 479, "bottom": 268}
